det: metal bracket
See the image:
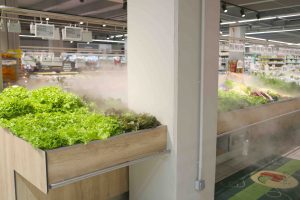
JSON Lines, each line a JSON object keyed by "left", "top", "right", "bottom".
{"left": 195, "top": 179, "right": 205, "bottom": 191}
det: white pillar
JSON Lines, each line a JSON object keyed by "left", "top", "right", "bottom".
{"left": 128, "top": 0, "right": 219, "bottom": 200}
{"left": 128, "top": 1, "right": 176, "bottom": 199}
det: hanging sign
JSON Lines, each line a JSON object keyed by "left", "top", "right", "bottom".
{"left": 63, "top": 26, "right": 82, "bottom": 41}
{"left": 7, "top": 21, "right": 21, "bottom": 33}
{"left": 35, "top": 23, "right": 55, "bottom": 39}
{"left": 82, "top": 30, "right": 93, "bottom": 42}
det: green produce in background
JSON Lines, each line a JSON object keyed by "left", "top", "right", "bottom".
{"left": 257, "top": 74, "right": 300, "bottom": 94}
{"left": 218, "top": 90, "right": 268, "bottom": 112}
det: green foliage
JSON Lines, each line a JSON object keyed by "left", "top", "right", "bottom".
{"left": 0, "top": 86, "right": 161, "bottom": 150}
{"left": 30, "top": 87, "right": 86, "bottom": 113}
{"left": 0, "top": 112, "right": 123, "bottom": 150}
{"left": 0, "top": 87, "right": 34, "bottom": 119}
{"left": 118, "top": 112, "right": 161, "bottom": 132}
{"left": 257, "top": 74, "right": 300, "bottom": 93}
{"left": 0, "top": 86, "right": 86, "bottom": 119}
{"left": 218, "top": 90, "right": 268, "bottom": 112}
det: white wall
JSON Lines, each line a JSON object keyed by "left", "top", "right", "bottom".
{"left": 128, "top": 0, "right": 219, "bottom": 199}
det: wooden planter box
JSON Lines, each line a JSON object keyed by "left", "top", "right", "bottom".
{"left": 0, "top": 126, "right": 167, "bottom": 200}
{"left": 217, "top": 97, "right": 300, "bottom": 135}
{"left": 216, "top": 98, "right": 300, "bottom": 181}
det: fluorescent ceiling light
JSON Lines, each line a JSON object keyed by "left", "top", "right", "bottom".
{"left": 19, "top": 35, "right": 36, "bottom": 38}
{"left": 220, "top": 21, "right": 236, "bottom": 25}
{"left": 246, "top": 28, "right": 300, "bottom": 35}
{"left": 245, "top": 36, "right": 266, "bottom": 41}
{"left": 279, "top": 14, "right": 300, "bottom": 18}
{"left": 238, "top": 17, "right": 277, "bottom": 23}
{"left": 260, "top": 17, "right": 277, "bottom": 21}
{"left": 93, "top": 39, "right": 125, "bottom": 44}
{"left": 268, "top": 40, "right": 292, "bottom": 45}
{"left": 238, "top": 19, "right": 258, "bottom": 23}
{"left": 221, "top": 12, "right": 300, "bottom": 25}
{"left": 19, "top": 35, "right": 125, "bottom": 44}
{"left": 221, "top": 34, "right": 229, "bottom": 37}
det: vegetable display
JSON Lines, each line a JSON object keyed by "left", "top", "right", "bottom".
{"left": 256, "top": 74, "right": 300, "bottom": 94}
{"left": 218, "top": 80, "right": 282, "bottom": 112}
{"left": 0, "top": 86, "right": 160, "bottom": 150}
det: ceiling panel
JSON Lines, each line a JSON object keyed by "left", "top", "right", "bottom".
{"left": 17, "top": 0, "right": 126, "bottom": 21}
{"left": 222, "top": 0, "right": 300, "bottom": 43}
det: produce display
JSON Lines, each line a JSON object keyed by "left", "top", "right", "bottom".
{"left": 0, "top": 86, "right": 160, "bottom": 150}
{"left": 218, "top": 80, "right": 282, "bottom": 112}
{"left": 256, "top": 73, "right": 300, "bottom": 94}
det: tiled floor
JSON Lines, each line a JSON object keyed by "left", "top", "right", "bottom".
{"left": 215, "top": 147, "right": 300, "bottom": 200}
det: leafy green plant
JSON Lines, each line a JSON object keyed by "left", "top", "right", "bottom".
{"left": 257, "top": 74, "right": 300, "bottom": 94}
{"left": 0, "top": 86, "right": 161, "bottom": 150}
{"left": 218, "top": 90, "right": 268, "bottom": 112}
{"left": 0, "top": 87, "right": 34, "bottom": 119}
{"left": 0, "top": 112, "right": 123, "bottom": 149}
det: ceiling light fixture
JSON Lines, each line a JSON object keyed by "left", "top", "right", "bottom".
{"left": 246, "top": 28, "right": 300, "bottom": 35}
{"left": 256, "top": 13, "right": 260, "bottom": 19}
{"left": 222, "top": 3, "right": 228, "bottom": 13}
{"left": 70, "top": 41, "right": 73, "bottom": 43}
{"left": 93, "top": 39, "right": 125, "bottom": 44}
{"left": 46, "top": 17, "right": 49, "bottom": 21}
{"left": 240, "top": 9, "right": 246, "bottom": 18}
{"left": 19, "top": 34, "right": 36, "bottom": 38}
{"left": 106, "top": 35, "right": 110, "bottom": 40}
{"left": 102, "top": 24, "right": 106, "bottom": 27}
{"left": 238, "top": 19, "right": 258, "bottom": 23}
{"left": 245, "top": 36, "right": 266, "bottom": 41}
{"left": 220, "top": 21, "right": 236, "bottom": 25}
{"left": 268, "top": 39, "right": 293, "bottom": 45}
{"left": 80, "top": 21, "right": 84, "bottom": 25}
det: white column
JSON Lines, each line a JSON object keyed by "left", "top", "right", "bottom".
{"left": 128, "top": 0, "right": 219, "bottom": 199}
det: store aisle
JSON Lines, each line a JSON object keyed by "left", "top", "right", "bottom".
{"left": 215, "top": 147, "right": 300, "bottom": 200}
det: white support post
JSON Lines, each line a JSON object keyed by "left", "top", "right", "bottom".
{"left": 128, "top": 0, "right": 219, "bottom": 199}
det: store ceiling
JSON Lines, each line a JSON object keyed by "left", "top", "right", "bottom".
{"left": 221, "top": 0, "right": 300, "bottom": 43}
{"left": 17, "top": 0, "right": 127, "bottom": 22}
